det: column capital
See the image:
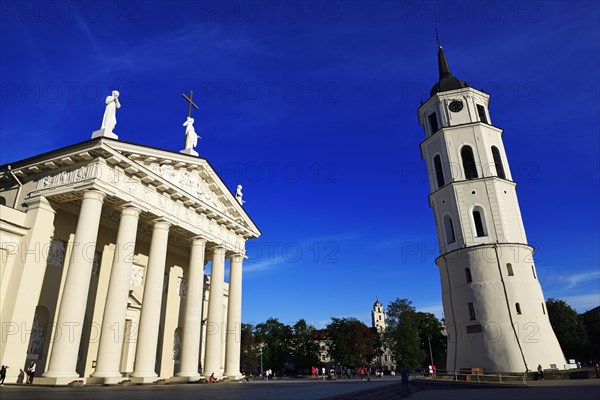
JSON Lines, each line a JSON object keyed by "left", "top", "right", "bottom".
{"left": 152, "top": 217, "right": 172, "bottom": 230}
{"left": 119, "top": 203, "right": 142, "bottom": 217}
{"left": 228, "top": 252, "right": 244, "bottom": 262}
{"left": 82, "top": 189, "right": 106, "bottom": 202}
{"left": 190, "top": 236, "right": 207, "bottom": 246}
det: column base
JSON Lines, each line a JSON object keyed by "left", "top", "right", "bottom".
{"left": 170, "top": 375, "right": 203, "bottom": 383}
{"left": 224, "top": 373, "right": 244, "bottom": 381}
{"left": 130, "top": 375, "right": 159, "bottom": 384}
{"left": 86, "top": 376, "right": 127, "bottom": 385}
{"left": 36, "top": 376, "right": 85, "bottom": 386}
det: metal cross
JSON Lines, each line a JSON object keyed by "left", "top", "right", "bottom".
{"left": 182, "top": 90, "right": 199, "bottom": 118}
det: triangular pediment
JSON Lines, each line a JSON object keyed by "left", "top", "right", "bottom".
{"left": 0, "top": 137, "right": 260, "bottom": 239}
{"left": 102, "top": 139, "right": 260, "bottom": 238}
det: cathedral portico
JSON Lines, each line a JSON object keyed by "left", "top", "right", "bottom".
{"left": 1, "top": 133, "right": 260, "bottom": 385}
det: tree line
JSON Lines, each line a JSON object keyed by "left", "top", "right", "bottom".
{"left": 546, "top": 298, "right": 599, "bottom": 364}
{"left": 239, "top": 297, "right": 599, "bottom": 376}
{"left": 240, "top": 298, "right": 446, "bottom": 375}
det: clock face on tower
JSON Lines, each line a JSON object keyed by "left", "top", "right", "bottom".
{"left": 449, "top": 100, "right": 464, "bottom": 113}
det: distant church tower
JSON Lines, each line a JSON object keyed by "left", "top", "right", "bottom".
{"left": 417, "top": 44, "right": 565, "bottom": 372}
{"left": 372, "top": 300, "right": 386, "bottom": 333}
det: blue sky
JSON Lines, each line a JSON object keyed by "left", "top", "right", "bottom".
{"left": 1, "top": 1, "right": 599, "bottom": 328}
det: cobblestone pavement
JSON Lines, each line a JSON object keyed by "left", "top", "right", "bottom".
{"left": 0, "top": 379, "right": 396, "bottom": 400}
{"left": 0, "top": 378, "right": 598, "bottom": 400}
{"left": 410, "top": 379, "right": 600, "bottom": 400}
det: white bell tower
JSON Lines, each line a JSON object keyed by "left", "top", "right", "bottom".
{"left": 371, "top": 300, "right": 386, "bottom": 333}
{"left": 417, "top": 44, "right": 566, "bottom": 372}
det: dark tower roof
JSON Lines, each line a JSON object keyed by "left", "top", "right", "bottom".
{"left": 430, "top": 45, "right": 469, "bottom": 97}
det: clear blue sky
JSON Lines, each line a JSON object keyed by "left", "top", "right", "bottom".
{"left": 1, "top": 1, "right": 598, "bottom": 328}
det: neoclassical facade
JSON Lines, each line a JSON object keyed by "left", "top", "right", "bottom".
{"left": 0, "top": 136, "right": 260, "bottom": 385}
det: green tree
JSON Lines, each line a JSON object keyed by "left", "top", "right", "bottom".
{"left": 546, "top": 298, "right": 589, "bottom": 360}
{"left": 240, "top": 323, "right": 258, "bottom": 373}
{"left": 384, "top": 298, "right": 426, "bottom": 368}
{"left": 582, "top": 308, "right": 600, "bottom": 360}
{"left": 327, "top": 317, "right": 377, "bottom": 367}
{"left": 415, "top": 311, "right": 446, "bottom": 367}
{"left": 255, "top": 318, "right": 293, "bottom": 372}
{"left": 291, "top": 319, "right": 320, "bottom": 372}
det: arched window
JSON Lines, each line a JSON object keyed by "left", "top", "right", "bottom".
{"left": 542, "top": 303, "right": 546, "bottom": 315}
{"left": 472, "top": 208, "right": 487, "bottom": 237}
{"left": 491, "top": 146, "right": 506, "bottom": 179}
{"left": 433, "top": 154, "right": 445, "bottom": 188}
{"left": 443, "top": 215, "right": 456, "bottom": 244}
{"left": 428, "top": 112, "right": 439, "bottom": 134}
{"left": 515, "top": 303, "right": 522, "bottom": 315}
{"left": 465, "top": 268, "right": 472, "bottom": 283}
{"left": 531, "top": 266, "right": 537, "bottom": 279}
{"left": 507, "top": 263, "right": 514, "bottom": 276}
{"left": 461, "top": 146, "right": 478, "bottom": 179}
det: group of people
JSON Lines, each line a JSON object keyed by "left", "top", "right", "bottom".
{"left": 311, "top": 366, "right": 376, "bottom": 381}
{"left": 427, "top": 364, "right": 437, "bottom": 379}
{"left": 263, "top": 369, "right": 273, "bottom": 380}
{"left": 0, "top": 362, "right": 36, "bottom": 385}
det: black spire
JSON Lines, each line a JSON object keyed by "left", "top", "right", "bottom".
{"left": 430, "top": 34, "right": 469, "bottom": 97}
{"left": 437, "top": 45, "right": 452, "bottom": 79}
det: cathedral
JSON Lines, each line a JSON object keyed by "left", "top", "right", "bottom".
{"left": 418, "top": 44, "right": 566, "bottom": 372}
{"left": 0, "top": 97, "right": 260, "bottom": 385}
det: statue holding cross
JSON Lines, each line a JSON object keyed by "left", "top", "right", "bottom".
{"left": 180, "top": 90, "right": 201, "bottom": 156}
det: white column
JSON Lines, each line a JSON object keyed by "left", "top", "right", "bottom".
{"left": 203, "top": 245, "right": 226, "bottom": 378}
{"left": 43, "top": 190, "right": 105, "bottom": 382}
{"left": 90, "top": 205, "right": 140, "bottom": 382}
{"left": 176, "top": 237, "right": 206, "bottom": 379}
{"left": 131, "top": 219, "right": 170, "bottom": 382}
{"left": 224, "top": 253, "right": 243, "bottom": 379}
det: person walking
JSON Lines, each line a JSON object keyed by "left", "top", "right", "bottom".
{"left": 0, "top": 365, "right": 7, "bottom": 385}
{"left": 400, "top": 366, "right": 411, "bottom": 396}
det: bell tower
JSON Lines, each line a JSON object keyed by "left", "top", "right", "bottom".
{"left": 371, "top": 300, "right": 386, "bottom": 333}
{"left": 417, "top": 43, "right": 565, "bottom": 372}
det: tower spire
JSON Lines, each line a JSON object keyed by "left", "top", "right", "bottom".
{"left": 437, "top": 44, "right": 452, "bottom": 79}
{"left": 429, "top": 33, "right": 469, "bottom": 97}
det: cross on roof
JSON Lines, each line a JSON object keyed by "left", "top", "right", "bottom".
{"left": 182, "top": 90, "right": 199, "bottom": 118}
